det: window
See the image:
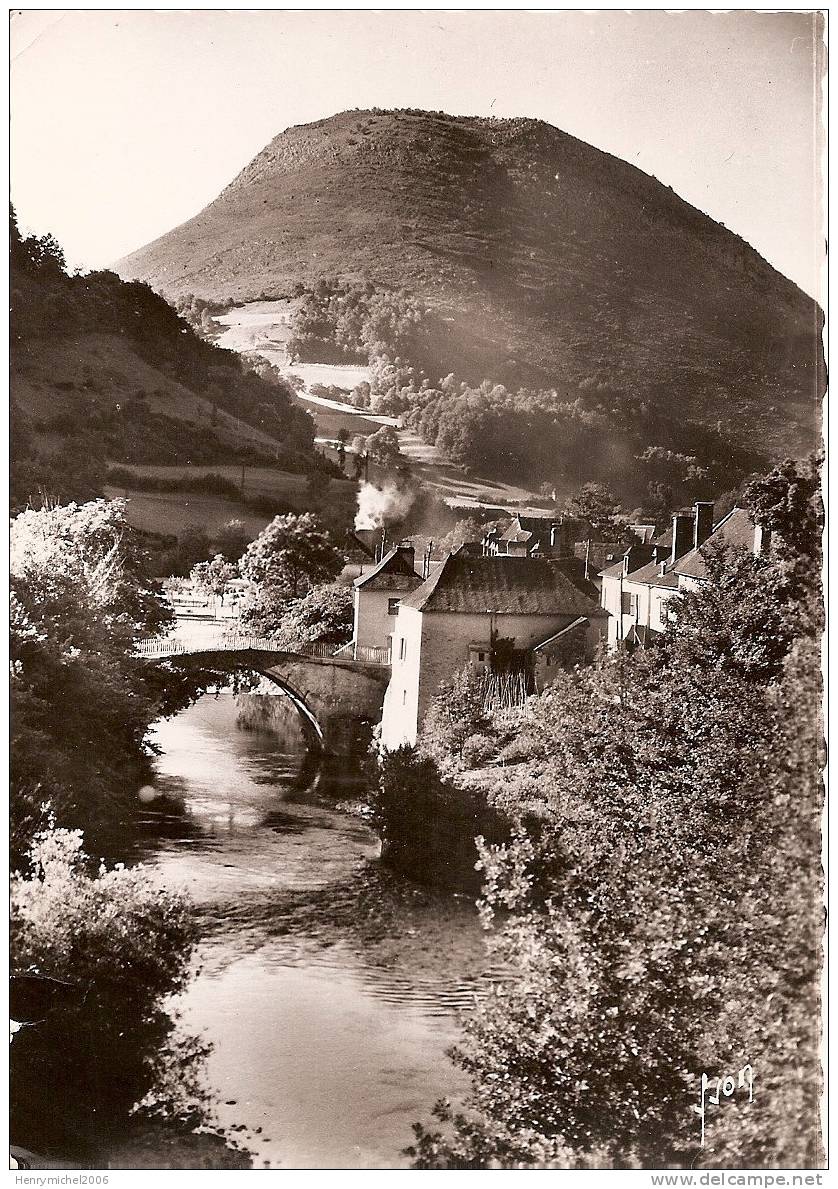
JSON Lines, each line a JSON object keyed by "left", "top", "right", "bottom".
{"left": 399, "top": 637, "right": 406, "bottom": 661}
{"left": 630, "top": 593, "right": 639, "bottom": 618}
{"left": 621, "top": 591, "right": 631, "bottom": 616}
{"left": 478, "top": 651, "right": 485, "bottom": 662}
{"left": 387, "top": 598, "right": 401, "bottom": 616}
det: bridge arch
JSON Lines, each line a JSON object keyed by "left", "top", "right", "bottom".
{"left": 241, "top": 666, "right": 326, "bottom": 751}
{"left": 139, "top": 641, "right": 391, "bottom": 756}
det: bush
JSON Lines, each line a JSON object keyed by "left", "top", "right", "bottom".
{"left": 461, "top": 733, "right": 497, "bottom": 770}
{"left": 10, "top": 829, "right": 208, "bottom": 1159}
{"left": 418, "top": 667, "right": 495, "bottom": 772}
{"left": 369, "top": 747, "right": 510, "bottom": 891}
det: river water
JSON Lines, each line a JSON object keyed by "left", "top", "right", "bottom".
{"left": 135, "top": 691, "right": 489, "bottom": 1170}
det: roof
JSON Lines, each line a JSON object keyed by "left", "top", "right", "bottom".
{"left": 497, "top": 513, "right": 558, "bottom": 544}
{"left": 673, "top": 507, "right": 756, "bottom": 580}
{"left": 629, "top": 523, "right": 657, "bottom": 544}
{"left": 401, "top": 554, "right": 604, "bottom": 616}
{"left": 533, "top": 616, "right": 590, "bottom": 651}
{"left": 499, "top": 526, "right": 534, "bottom": 544}
{"left": 623, "top": 560, "right": 680, "bottom": 588}
{"left": 599, "top": 560, "right": 626, "bottom": 579}
{"left": 353, "top": 547, "right": 423, "bottom": 592}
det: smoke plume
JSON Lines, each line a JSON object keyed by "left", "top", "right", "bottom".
{"left": 355, "top": 482, "right": 416, "bottom": 530}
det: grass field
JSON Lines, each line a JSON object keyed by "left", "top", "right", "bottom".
{"left": 106, "top": 463, "right": 358, "bottom": 539}
{"left": 103, "top": 487, "right": 270, "bottom": 538}
{"left": 107, "top": 463, "right": 311, "bottom": 498}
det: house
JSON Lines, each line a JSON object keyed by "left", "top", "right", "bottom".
{"left": 380, "top": 553, "right": 607, "bottom": 749}
{"left": 599, "top": 504, "right": 769, "bottom": 649}
{"left": 351, "top": 544, "right": 423, "bottom": 658}
{"left": 483, "top": 514, "right": 577, "bottom": 559}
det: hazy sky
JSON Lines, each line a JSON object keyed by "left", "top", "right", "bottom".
{"left": 10, "top": 9, "right": 826, "bottom": 298}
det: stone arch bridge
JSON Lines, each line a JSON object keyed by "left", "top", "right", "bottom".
{"left": 137, "top": 635, "right": 391, "bottom": 756}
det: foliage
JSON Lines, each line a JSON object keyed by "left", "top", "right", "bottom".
{"left": 106, "top": 467, "right": 244, "bottom": 499}
{"left": 287, "top": 279, "right": 433, "bottom": 367}
{"left": 431, "top": 516, "right": 489, "bottom": 558}
{"left": 268, "top": 583, "right": 354, "bottom": 648}
{"left": 370, "top": 748, "right": 511, "bottom": 891}
{"left": 190, "top": 554, "right": 239, "bottom": 598}
{"left": 238, "top": 512, "right": 344, "bottom": 631}
{"left": 10, "top": 500, "right": 202, "bottom": 861}
{"left": 365, "top": 424, "right": 402, "bottom": 466}
{"left": 417, "top": 667, "right": 495, "bottom": 772}
{"left": 562, "top": 481, "right": 623, "bottom": 536}
{"left": 10, "top": 829, "right": 211, "bottom": 1158}
{"left": 409, "top": 470, "right": 823, "bottom": 1168}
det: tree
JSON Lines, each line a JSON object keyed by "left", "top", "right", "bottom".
{"left": 306, "top": 469, "right": 331, "bottom": 501}
{"left": 433, "top": 517, "right": 486, "bottom": 558}
{"left": 641, "top": 479, "right": 673, "bottom": 531}
{"left": 189, "top": 554, "right": 238, "bottom": 609}
{"left": 270, "top": 583, "right": 353, "bottom": 648}
{"left": 238, "top": 512, "right": 344, "bottom": 631}
{"left": 9, "top": 499, "right": 189, "bottom": 859}
{"left": 352, "top": 450, "right": 366, "bottom": 480}
{"left": 418, "top": 667, "right": 494, "bottom": 772}
{"left": 365, "top": 424, "right": 401, "bottom": 467}
{"left": 562, "top": 482, "right": 622, "bottom": 537}
{"left": 744, "top": 454, "right": 823, "bottom": 567}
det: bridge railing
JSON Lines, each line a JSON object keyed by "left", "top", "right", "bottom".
{"left": 352, "top": 644, "right": 392, "bottom": 665}
{"left": 135, "top": 635, "right": 392, "bottom": 666}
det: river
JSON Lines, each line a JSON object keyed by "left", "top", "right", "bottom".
{"left": 134, "top": 690, "right": 490, "bottom": 1170}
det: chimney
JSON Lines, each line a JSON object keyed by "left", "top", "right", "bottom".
{"left": 670, "top": 512, "right": 694, "bottom": 566}
{"left": 396, "top": 541, "right": 415, "bottom": 572}
{"left": 693, "top": 501, "right": 714, "bottom": 550}
{"left": 752, "top": 523, "right": 771, "bottom": 556}
{"left": 549, "top": 521, "right": 571, "bottom": 558}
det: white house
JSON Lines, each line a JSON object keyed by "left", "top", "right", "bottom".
{"left": 351, "top": 544, "right": 423, "bottom": 659}
{"left": 599, "top": 504, "right": 770, "bottom": 649}
{"left": 380, "top": 552, "right": 606, "bottom": 749}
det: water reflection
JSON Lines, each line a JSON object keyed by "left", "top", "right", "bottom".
{"left": 136, "top": 692, "right": 489, "bottom": 1169}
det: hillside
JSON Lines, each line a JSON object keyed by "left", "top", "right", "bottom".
{"left": 10, "top": 212, "right": 354, "bottom": 564}
{"left": 116, "top": 108, "right": 823, "bottom": 463}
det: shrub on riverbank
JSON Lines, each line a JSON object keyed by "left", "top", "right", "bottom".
{"left": 369, "top": 747, "right": 512, "bottom": 891}
{"left": 10, "top": 829, "right": 218, "bottom": 1161}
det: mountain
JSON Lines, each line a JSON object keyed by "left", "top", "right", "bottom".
{"left": 116, "top": 108, "right": 823, "bottom": 462}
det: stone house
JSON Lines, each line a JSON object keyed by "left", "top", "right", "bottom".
{"left": 380, "top": 552, "right": 606, "bottom": 749}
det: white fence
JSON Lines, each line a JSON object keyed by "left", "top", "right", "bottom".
{"left": 135, "top": 635, "right": 391, "bottom": 666}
